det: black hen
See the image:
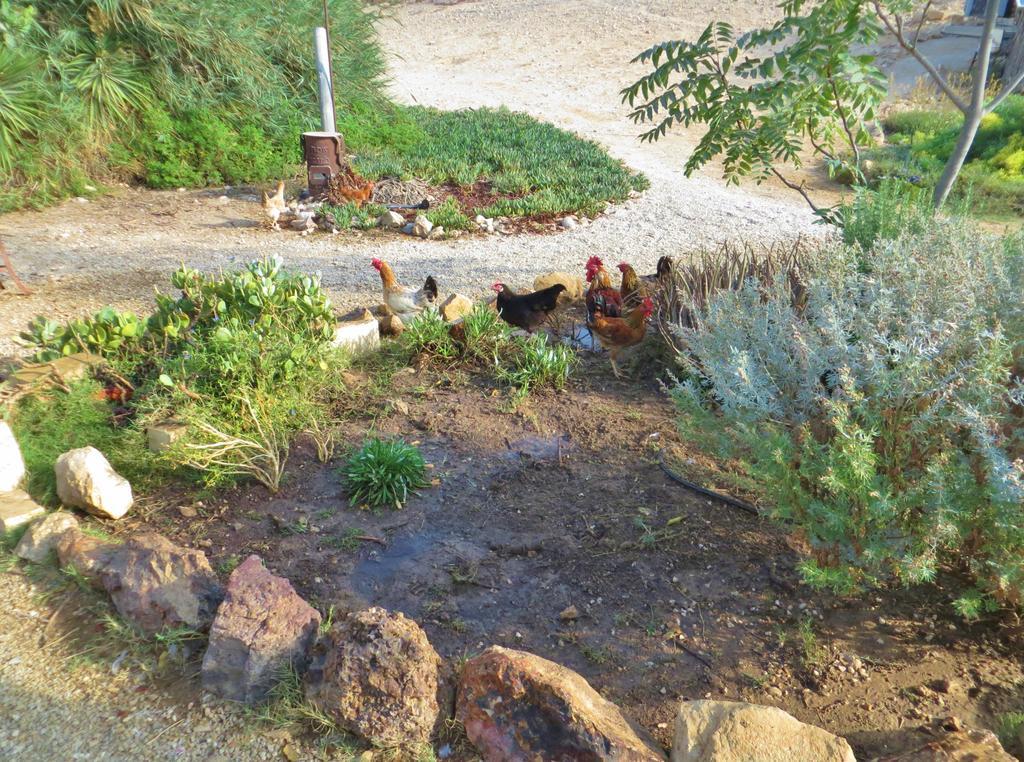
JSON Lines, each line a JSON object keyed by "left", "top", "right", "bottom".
{"left": 492, "top": 283, "right": 566, "bottom": 332}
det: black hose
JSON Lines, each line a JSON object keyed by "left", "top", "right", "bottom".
{"left": 658, "top": 453, "right": 760, "bottom": 516}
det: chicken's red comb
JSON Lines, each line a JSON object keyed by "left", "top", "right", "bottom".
{"left": 371, "top": 258, "right": 382, "bottom": 270}
{"left": 617, "top": 262, "right": 630, "bottom": 272}
{"left": 586, "top": 255, "right": 603, "bottom": 268}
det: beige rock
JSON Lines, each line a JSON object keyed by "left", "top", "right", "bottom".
{"left": 331, "top": 310, "right": 381, "bottom": 356}
{"left": 672, "top": 701, "right": 855, "bottom": 762}
{"left": 880, "top": 727, "right": 1015, "bottom": 761}
{"left": 534, "top": 271, "right": 584, "bottom": 302}
{"left": 0, "top": 421, "right": 25, "bottom": 492}
{"left": 413, "top": 215, "right": 433, "bottom": 239}
{"left": 146, "top": 421, "right": 187, "bottom": 454}
{"left": 0, "top": 489, "right": 46, "bottom": 533}
{"left": 440, "top": 293, "right": 474, "bottom": 322}
{"left": 54, "top": 446, "right": 133, "bottom": 519}
{"left": 14, "top": 511, "right": 79, "bottom": 563}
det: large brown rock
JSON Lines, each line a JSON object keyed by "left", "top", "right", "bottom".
{"left": 202, "top": 555, "right": 321, "bottom": 704}
{"left": 305, "top": 606, "right": 441, "bottom": 748}
{"left": 880, "top": 727, "right": 1014, "bottom": 761}
{"left": 15, "top": 511, "right": 79, "bottom": 563}
{"left": 56, "top": 527, "right": 117, "bottom": 586}
{"left": 457, "top": 646, "right": 666, "bottom": 761}
{"left": 100, "top": 532, "right": 223, "bottom": 635}
{"left": 672, "top": 701, "right": 855, "bottom": 762}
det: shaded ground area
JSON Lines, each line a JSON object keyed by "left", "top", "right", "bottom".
{"left": 101, "top": 347, "right": 1024, "bottom": 761}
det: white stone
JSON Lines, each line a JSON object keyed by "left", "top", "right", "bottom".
{"left": 0, "top": 422, "right": 25, "bottom": 492}
{"left": 559, "top": 216, "right": 578, "bottom": 229}
{"left": 15, "top": 511, "right": 79, "bottom": 563}
{"left": 0, "top": 490, "right": 46, "bottom": 534}
{"left": 54, "top": 447, "right": 134, "bottom": 520}
{"left": 331, "top": 312, "right": 381, "bottom": 356}
{"left": 413, "top": 215, "right": 433, "bottom": 238}
{"left": 378, "top": 211, "right": 405, "bottom": 229}
{"left": 146, "top": 421, "right": 188, "bottom": 453}
{"left": 672, "top": 700, "right": 855, "bottom": 762}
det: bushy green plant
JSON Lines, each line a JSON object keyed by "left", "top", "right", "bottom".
{"left": 838, "top": 178, "right": 935, "bottom": 251}
{"left": 668, "top": 218, "right": 1024, "bottom": 613}
{"left": 322, "top": 201, "right": 387, "bottom": 230}
{"left": 343, "top": 438, "right": 427, "bottom": 509}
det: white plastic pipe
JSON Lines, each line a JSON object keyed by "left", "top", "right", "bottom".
{"left": 314, "top": 27, "right": 335, "bottom": 133}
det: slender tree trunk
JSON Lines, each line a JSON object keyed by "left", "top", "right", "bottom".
{"left": 931, "top": 0, "right": 1001, "bottom": 208}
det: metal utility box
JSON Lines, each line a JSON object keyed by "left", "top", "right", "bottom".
{"left": 301, "top": 131, "right": 345, "bottom": 197}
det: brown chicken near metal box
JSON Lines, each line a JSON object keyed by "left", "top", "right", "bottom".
{"left": 492, "top": 282, "right": 566, "bottom": 332}
{"left": 371, "top": 258, "right": 439, "bottom": 317}
{"left": 588, "top": 296, "right": 655, "bottom": 378}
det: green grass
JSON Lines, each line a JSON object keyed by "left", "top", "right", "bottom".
{"left": 342, "top": 438, "right": 428, "bottom": 510}
{"left": 864, "top": 95, "right": 1024, "bottom": 218}
{"left": 352, "top": 106, "right": 648, "bottom": 219}
{"left": 996, "top": 712, "right": 1024, "bottom": 753}
{"left": 8, "top": 379, "right": 161, "bottom": 506}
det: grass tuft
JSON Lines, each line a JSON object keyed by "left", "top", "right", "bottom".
{"left": 342, "top": 438, "right": 428, "bottom": 510}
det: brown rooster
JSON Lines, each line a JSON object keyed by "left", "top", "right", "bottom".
{"left": 617, "top": 262, "right": 646, "bottom": 311}
{"left": 588, "top": 296, "right": 654, "bottom": 378}
{"left": 585, "top": 256, "right": 622, "bottom": 321}
{"left": 261, "top": 180, "right": 287, "bottom": 227}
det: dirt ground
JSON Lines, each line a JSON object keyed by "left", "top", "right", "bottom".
{"left": 70, "top": 332, "right": 1020, "bottom": 761}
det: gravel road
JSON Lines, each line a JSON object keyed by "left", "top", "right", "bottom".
{"left": 0, "top": 0, "right": 828, "bottom": 358}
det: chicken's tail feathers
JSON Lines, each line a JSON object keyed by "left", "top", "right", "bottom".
{"left": 423, "top": 275, "right": 439, "bottom": 300}
{"left": 656, "top": 255, "right": 673, "bottom": 279}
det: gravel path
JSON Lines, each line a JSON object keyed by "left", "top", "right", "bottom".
{"left": 0, "top": 0, "right": 828, "bottom": 358}
{"left": 0, "top": 570, "right": 322, "bottom": 761}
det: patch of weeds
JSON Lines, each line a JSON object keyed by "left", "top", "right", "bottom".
{"left": 325, "top": 527, "right": 366, "bottom": 552}
{"left": 402, "top": 310, "right": 459, "bottom": 362}
{"left": 997, "top": 712, "right": 1024, "bottom": 751}
{"left": 447, "top": 617, "right": 469, "bottom": 634}
{"left": 323, "top": 201, "right": 387, "bottom": 230}
{"left": 741, "top": 671, "right": 770, "bottom": 690}
{"left": 274, "top": 516, "right": 310, "bottom": 536}
{"left": 460, "top": 304, "right": 512, "bottom": 361}
{"left": 247, "top": 664, "right": 342, "bottom": 735}
{"left": 495, "top": 333, "right": 577, "bottom": 405}
{"left": 579, "top": 641, "right": 613, "bottom": 665}
{"left": 341, "top": 438, "right": 428, "bottom": 510}
{"left": 217, "top": 555, "right": 242, "bottom": 576}
{"left": 426, "top": 197, "right": 472, "bottom": 231}
{"left": 319, "top": 604, "right": 336, "bottom": 636}
{"left": 798, "top": 616, "right": 824, "bottom": 667}
{"left": 0, "top": 525, "right": 28, "bottom": 570}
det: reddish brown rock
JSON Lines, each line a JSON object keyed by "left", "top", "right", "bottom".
{"left": 56, "top": 527, "right": 117, "bottom": 586}
{"left": 99, "top": 532, "right": 223, "bottom": 635}
{"left": 881, "top": 727, "right": 1015, "bottom": 761}
{"left": 305, "top": 607, "right": 441, "bottom": 748}
{"left": 457, "top": 646, "right": 666, "bottom": 761}
{"left": 202, "top": 555, "right": 321, "bottom": 703}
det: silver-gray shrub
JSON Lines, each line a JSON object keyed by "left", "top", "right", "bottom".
{"left": 669, "top": 219, "right": 1024, "bottom": 615}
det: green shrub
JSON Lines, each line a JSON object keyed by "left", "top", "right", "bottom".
{"left": 342, "top": 438, "right": 427, "bottom": 509}
{"left": 20, "top": 256, "right": 345, "bottom": 492}
{"left": 868, "top": 96, "right": 1024, "bottom": 218}
{"left": 839, "top": 179, "right": 935, "bottom": 251}
{"left": 401, "top": 310, "right": 459, "bottom": 361}
{"left": 3, "top": 0, "right": 387, "bottom": 209}
{"left": 667, "top": 218, "right": 1024, "bottom": 613}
